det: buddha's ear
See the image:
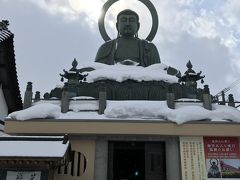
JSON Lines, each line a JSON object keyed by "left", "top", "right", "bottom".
{"left": 137, "top": 22, "right": 140, "bottom": 30}
{"left": 116, "top": 23, "right": 120, "bottom": 36}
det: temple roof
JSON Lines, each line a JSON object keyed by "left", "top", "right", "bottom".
{"left": 0, "top": 120, "right": 4, "bottom": 132}
{"left": 0, "top": 136, "right": 69, "bottom": 158}
{"left": 0, "top": 29, "right": 12, "bottom": 42}
{"left": 0, "top": 20, "right": 22, "bottom": 113}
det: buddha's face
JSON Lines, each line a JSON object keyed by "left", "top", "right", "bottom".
{"left": 117, "top": 14, "right": 139, "bottom": 37}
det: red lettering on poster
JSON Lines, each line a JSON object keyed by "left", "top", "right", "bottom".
{"left": 204, "top": 137, "right": 240, "bottom": 159}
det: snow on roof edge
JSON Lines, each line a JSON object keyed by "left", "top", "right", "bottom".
{"left": 0, "top": 141, "right": 69, "bottom": 158}
{"left": 7, "top": 101, "right": 240, "bottom": 125}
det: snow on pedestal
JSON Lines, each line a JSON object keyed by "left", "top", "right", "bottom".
{"left": 79, "top": 62, "right": 179, "bottom": 83}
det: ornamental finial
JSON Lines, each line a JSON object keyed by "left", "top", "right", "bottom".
{"left": 0, "top": 20, "right": 9, "bottom": 31}
{"left": 70, "top": 58, "right": 78, "bottom": 71}
{"left": 186, "top": 60, "right": 193, "bottom": 70}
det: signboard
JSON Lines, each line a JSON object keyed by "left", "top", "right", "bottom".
{"left": 204, "top": 137, "right": 240, "bottom": 179}
{"left": 6, "top": 171, "right": 41, "bottom": 180}
{"left": 180, "top": 137, "right": 240, "bottom": 180}
{"left": 180, "top": 137, "right": 207, "bottom": 180}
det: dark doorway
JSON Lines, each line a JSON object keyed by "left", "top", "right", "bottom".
{"left": 108, "top": 141, "right": 166, "bottom": 180}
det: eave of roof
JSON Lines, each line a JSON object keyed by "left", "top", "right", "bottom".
{"left": 0, "top": 27, "right": 23, "bottom": 112}
{"left": 0, "top": 30, "right": 12, "bottom": 42}
{"left": 4, "top": 119, "right": 240, "bottom": 137}
{"left": 0, "top": 137, "right": 69, "bottom": 158}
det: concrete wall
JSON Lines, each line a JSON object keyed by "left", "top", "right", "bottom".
{"left": 55, "top": 139, "right": 96, "bottom": 180}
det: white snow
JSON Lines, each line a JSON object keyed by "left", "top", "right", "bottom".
{"left": 34, "top": 100, "right": 60, "bottom": 106}
{"left": 7, "top": 99, "right": 240, "bottom": 124}
{"left": 8, "top": 103, "right": 61, "bottom": 120}
{"left": 0, "top": 140, "right": 69, "bottom": 157}
{"left": 33, "top": 98, "right": 98, "bottom": 112}
{"left": 59, "top": 111, "right": 106, "bottom": 119}
{"left": 69, "top": 100, "right": 98, "bottom": 112}
{"left": 55, "top": 84, "right": 64, "bottom": 88}
{"left": 105, "top": 101, "right": 240, "bottom": 124}
{"left": 71, "top": 96, "right": 95, "bottom": 100}
{"left": 78, "top": 62, "right": 179, "bottom": 83}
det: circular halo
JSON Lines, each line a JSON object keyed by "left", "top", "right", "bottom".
{"left": 210, "top": 159, "right": 219, "bottom": 166}
{"left": 98, "top": 0, "right": 158, "bottom": 42}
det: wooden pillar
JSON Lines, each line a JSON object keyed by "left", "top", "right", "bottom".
{"left": 67, "top": 162, "right": 72, "bottom": 175}
{"left": 49, "top": 167, "right": 55, "bottom": 180}
{"left": 79, "top": 153, "right": 85, "bottom": 176}
{"left": 73, "top": 151, "right": 79, "bottom": 177}
{"left": 60, "top": 165, "right": 65, "bottom": 174}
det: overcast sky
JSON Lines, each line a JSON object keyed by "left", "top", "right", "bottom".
{"left": 1, "top": 0, "right": 240, "bottom": 100}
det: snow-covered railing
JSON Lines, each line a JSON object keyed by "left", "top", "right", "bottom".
{"left": 166, "top": 85, "right": 212, "bottom": 110}
{"left": 212, "top": 92, "right": 237, "bottom": 107}
{"left": 23, "top": 82, "right": 106, "bottom": 114}
{"left": 22, "top": 81, "right": 236, "bottom": 116}
{"left": 60, "top": 89, "right": 106, "bottom": 114}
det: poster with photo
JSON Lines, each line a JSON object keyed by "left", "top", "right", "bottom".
{"left": 204, "top": 137, "right": 240, "bottom": 179}
{"left": 180, "top": 137, "right": 240, "bottom": 180}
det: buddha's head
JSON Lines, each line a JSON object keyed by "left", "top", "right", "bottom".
{"left": 116, "top": 9, "right": 140, "bottom": 38}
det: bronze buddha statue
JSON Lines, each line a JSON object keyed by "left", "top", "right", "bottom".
{"left": 95, "top": 9, "right": 161, "bottom": 67}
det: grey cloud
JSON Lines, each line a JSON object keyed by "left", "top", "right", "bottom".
{"left": 1, "top": 0, "right": 101, "bottom": 95}
{"left": 1, "top": 0, "right": 240, "bottom": 100}
{"left": 157, "top": 33, "right": 233, "bottom": 95}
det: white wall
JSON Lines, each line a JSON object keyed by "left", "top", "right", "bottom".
{"left": 0, "top": 85, "right": 8, "bottom": 120}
